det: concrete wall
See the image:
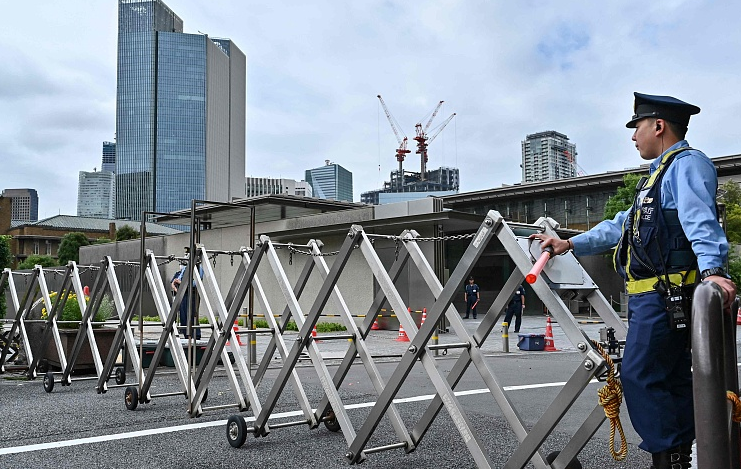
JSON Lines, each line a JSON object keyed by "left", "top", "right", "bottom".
{"left": 77, "top": 201, "right": 442, "bottom": 325}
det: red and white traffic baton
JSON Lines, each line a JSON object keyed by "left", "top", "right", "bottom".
{"left": 525, "top": 246, "right": 554, "bottom": 284}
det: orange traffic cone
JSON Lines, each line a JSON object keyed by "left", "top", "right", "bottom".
{"left": 312, "top": 325, "right": 321, "bottom": 342}
{"left": 421, "top": 308, "right": 427, "bottom": 326}
{"left": 234, "top": 321, "right": 244, "bottom": 346}
{"left": 227, "top": 320, "right": 243, "bottom": 346}
{"left": 736, "top": 307, "right": 741, "bottom": 326}
{"left": 371, "top": 318, "right": 380, "bottom": 330}
{"left": 396, "top": 323, "right": 410, "bottom": 342}
{"left": 544, "top": 316, "right": 558, "bottom": 351}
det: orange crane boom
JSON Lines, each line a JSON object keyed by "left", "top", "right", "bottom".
{"left": 378, "top": 95, "right": 411, "bottom": 189}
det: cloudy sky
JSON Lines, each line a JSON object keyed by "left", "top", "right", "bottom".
{"left": 2, "top": 1, "right": 740, "bottom": 218}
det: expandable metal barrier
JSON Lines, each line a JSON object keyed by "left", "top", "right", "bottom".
{"left": 216, "top": 210, "right": 628, "bottom": 468}
{"left": 0, "top": 262, "right": 130, "bottom": 392}
{"left": 0, "top": 210, "right": 631, "bottom": 468}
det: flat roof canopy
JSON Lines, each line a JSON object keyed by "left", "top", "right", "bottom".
{"left": 154, "top": 194, "right": 365, "bottom": 229}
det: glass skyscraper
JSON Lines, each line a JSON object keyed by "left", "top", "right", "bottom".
{"left": 116, "top": 0, "right": 246, "bottom": 220}
{"left": 305, "top": 161, "right": 353, "bottom": 202}
{"left": 77, "top": 170, "right": 115, "bottom": 219}
{"left": 102, "top": 141, "right": 116, "bottom": 173}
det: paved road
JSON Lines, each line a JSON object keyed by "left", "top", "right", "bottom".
{"left": 0, "top": 315, "right": 727, "bottom": 468}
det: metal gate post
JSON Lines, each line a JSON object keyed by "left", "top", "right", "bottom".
{"left": 692, "top": 282, "right": 740, "bottom": 469}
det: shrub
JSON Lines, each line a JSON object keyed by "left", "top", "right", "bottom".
{"left": 41, "top": 292, "right": 113, "bottom": 328}
{"left": 57, "top": 232, "right": 90, "bottom": 265}
{"left": 17, "top": 255, "right": 57, "bottom": 270}
{"left": 116, "top": 226, "right": 140, "bottom": 241}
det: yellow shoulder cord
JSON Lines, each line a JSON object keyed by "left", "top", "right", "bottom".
{"left": 727, "top": 391, "right": 741, "bottom": 423}
{"left": 591, "top": 340, "right": 628, "bottom": 461}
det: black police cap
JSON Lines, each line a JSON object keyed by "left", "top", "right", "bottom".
{"left": 626, "top": 92, "right": 700, "bottom": 128}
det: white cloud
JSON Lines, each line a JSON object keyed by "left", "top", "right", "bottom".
{"left": 1, "top": 0, "right": 740, "bottom": 217}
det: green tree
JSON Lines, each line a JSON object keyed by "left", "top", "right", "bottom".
{"left": 57, "top": 232, "right": 90, "bottom": 265}
{"left": 725, "top": 204, "right": 741, "bottom": 244}
{"left": 17, "top": 255, "right": 57, "bottom": 270}
{"left": 116, "top": 225, "right": 140, "bottom": 241}
{"left": 603, "top": 173, "right": 642, "bottom": 221}
{"left": 94, "top": 237, "right": 112, "bottom": 244}
{"left": 0, "top": 235, "right": 12, "bottom": 321}
{"left": 720, "top": 180, "right": 741, "bottom": 207}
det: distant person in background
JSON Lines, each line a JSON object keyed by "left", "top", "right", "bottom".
{"left": 503, "top": 284, "right": 526, "bottom": 333}
{"left": 171, "top": 250, "right": 204, "bottom": 340}
{"left": 463, "top": 276, "right": 480, "bottom": 319}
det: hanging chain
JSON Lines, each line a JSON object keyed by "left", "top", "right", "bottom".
{"left": 287, "top": 245, "right": 342, "bottom": 257}
{"left": 367, "top": 233, "right": 476, "bottom": 243}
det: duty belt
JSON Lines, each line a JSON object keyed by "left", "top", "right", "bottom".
{"left": 625, "top": 270, "right": 697, "bottom": 295}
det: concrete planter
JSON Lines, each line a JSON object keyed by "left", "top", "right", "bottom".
{"left": 44, "top": 326, "right": 117, "bottom": 371}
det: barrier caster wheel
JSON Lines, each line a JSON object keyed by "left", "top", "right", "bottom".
{"left": 226, "top": 415, "right": 248, "bottom": 448}
{"left": 546, "top": 451, "right": 583, "bottom": 469}
{"left": 125, "top": 386, "right": 139, "bottom": 411}
{"left": 115, "top": 367, "right": 126, "bottom": 385}
{"left": 324, "top": 408, "right": 341, "bottom": 432}
{"left": 43, "top": 371, "right": 55, "bottom": 393}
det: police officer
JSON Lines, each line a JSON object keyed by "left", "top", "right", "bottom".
{"left": 530, "top": 92, "right": 736, "bottom": 469}
{"left": 504, "top": 283, "right": 526, "bottom": 333}
{"left": 171, "top": 249, "right": 204, "bottom": 340}
{"left": 464, "top": 276, "right": 480, "bottom": 319}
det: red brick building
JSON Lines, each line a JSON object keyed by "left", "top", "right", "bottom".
{"left": 0, "top": 204, "right": 180, "bottom": 268}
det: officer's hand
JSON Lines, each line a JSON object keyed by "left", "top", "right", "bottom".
{"left": 528, "top": 234, "right": 571, "bottom": 256}
{"left": 705, "top": 275, "right": 737, "bottom": 310}
{"left": 171, "top": 278, "right": 181, "bottom": 292}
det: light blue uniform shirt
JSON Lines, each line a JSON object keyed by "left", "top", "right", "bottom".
{"left": 570, "top": 140, "right": 727, "bottom": 272}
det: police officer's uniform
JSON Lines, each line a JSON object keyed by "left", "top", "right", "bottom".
{"left": 568, "top": 93, "right": 730, "bottom": 467}
{"left": 504, "top": 284, "right": 526, "bottom": 332}
{"left": 464, "top": 278, "right": 479, "bottom": 319}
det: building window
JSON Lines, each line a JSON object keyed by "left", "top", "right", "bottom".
{"left": 33, "top": 241, "right": 39, "bottom": 255}
{"left": 46, "top": 240, "right": 52, "bottom": 255}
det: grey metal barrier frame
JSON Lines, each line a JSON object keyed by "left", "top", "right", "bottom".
{"left": 692, "top": 281, "right": 741, "bottom": 469}
{"left": 0, "top": 268, "right": 37, "bottom": 375}
{"left": 339, "top": 211, "right": 626, "bottom": 468}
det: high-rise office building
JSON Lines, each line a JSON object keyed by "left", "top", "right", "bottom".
{"left": 115, "top": 0, "right": 246, "bottom": 220}
{"left": 102, "top": 141, "right": 116, "bottom": 173}
{"left": 77, "top": 170, "right": 115, "bottom": 219}
{"left": 521, "top": 131, "right": 577, "bottom": 183}
{"left": 305, "top": 161, "right": 353, "bottom": 202}
{"left": 360, "top": 166, "right": 459, "bottom": 205}
{"left": 245, "top": 177, "right": 313, "bottom": 198}
{"left": 1, "top": 188, "right": 38, "bottom": 222}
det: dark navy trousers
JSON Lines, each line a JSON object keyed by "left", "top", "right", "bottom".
{"left": 621, "top": 291, "right": 694, "bottom": 453}
{"left": 178, "top": 291, "right": 201, "bottom": 340}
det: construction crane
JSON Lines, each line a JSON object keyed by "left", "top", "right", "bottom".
{"left": 377, "top": 95, "right": 411, "bottom": 189}
{"left": 564, "top": 149, "right": 587, "bottom": 176}
{"left": 414, "top": 109, "right": 456, "bottom": 180}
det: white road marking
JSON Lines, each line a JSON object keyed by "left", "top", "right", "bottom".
{"left": 0, "top": 379, "right": 592, "bottom": 456}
